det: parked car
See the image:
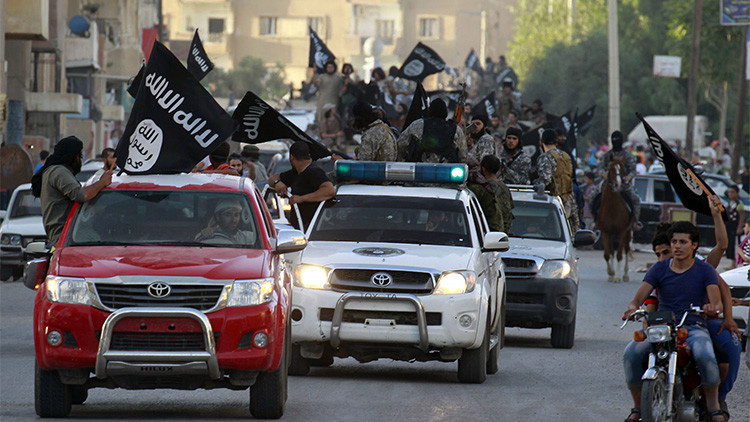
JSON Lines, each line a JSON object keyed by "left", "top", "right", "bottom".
{"left": 0, "top": 183, "right": 46, "bottom": 280}
{"left": 23, "top": 173, "right": 306, "bottom": 418}
{"left": 633, "top": 174, "right": 717, "bottom": 246}
{"left": 503, "top": 187, "right": 595, "bottom": 348}
{"left": 719, "top": 265, "right": 749, "bottom": 351}
{"left": 76, "top": 160, "right": 104, "bottom": 184}
{"left": 649, "top": 170, "right": 750, "bottom": 209}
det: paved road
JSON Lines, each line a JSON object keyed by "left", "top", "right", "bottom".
{"left": 1, "top": 248, "right": 748, "bottom": 421}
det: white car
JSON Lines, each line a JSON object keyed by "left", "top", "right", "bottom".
{"left": 0, "top": 183, "right": 46, "bottom": 280}
{"left": 289, "top": 161, "right": 508, "bottom": 383}
{"left": 502, "top": 187, "right": 595, "bottom": 348}
{"left": 719, "top": 265, "right": 749, "bottom": 351}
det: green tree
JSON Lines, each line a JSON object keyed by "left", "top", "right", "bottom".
{"left": 201, "top": 56, "right": 288, "bottom": 102}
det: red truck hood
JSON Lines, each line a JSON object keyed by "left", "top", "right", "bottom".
{"left": 55, "top": 246, "right": 270, "bottom": 279}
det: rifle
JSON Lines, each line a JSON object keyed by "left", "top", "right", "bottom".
{"left": 452, "top": 83, "right": 467, "bottom": 126}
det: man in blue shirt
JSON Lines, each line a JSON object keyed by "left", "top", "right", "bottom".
{"left": 623, "top": 221, "right": 725, "bottom": 422}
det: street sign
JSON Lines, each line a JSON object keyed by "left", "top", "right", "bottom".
{"left": 721, "top": 0, "right": 750, "bottom": 25}
{"left": 653, "top": 55, "right": 682, "bottom": 78}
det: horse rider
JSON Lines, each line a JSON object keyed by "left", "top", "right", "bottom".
{"left": 532, "top": 129, "right": 579, "bottom": 230}
{"left": 591, "top": 130, "right": 641, "bottom": 229}
{"left": 499, "top": 127, "right": 531, "bottom": 185}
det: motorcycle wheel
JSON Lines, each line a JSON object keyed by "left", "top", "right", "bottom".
{"left": 641, "top": 371, "right": 670, "bottom": 422}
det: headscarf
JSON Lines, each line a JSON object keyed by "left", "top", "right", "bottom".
{"left": 504, "top": 127, "right": 523, "bottom": 154}
{"left": 467, "top": 155, "right": 490, "bottom": 190}
{"left": 31, "top": 136, "right": 83, "bottom": 197}
{"left": 611, "top": 130, "right": 624, "bottom": 152}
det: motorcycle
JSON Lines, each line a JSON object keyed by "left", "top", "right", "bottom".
{"left": 621, "top": 307, "right": 712, "bottom": 422}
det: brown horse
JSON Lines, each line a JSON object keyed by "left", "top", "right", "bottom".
{"left": 596, "top": 156, "right": 633, "bottom": 282}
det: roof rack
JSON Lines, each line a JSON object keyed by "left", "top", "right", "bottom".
{"left": 506, "top": 184, "right": 553, "bottom": 200}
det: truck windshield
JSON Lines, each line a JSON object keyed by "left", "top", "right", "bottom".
{"left": 68, "top": 190, "right": 262, "bottom": 248}
{"left": 10, "top": 190, "right": 41, "bottom": 219}
{"left": 508, "top": 201, "right": 565, "bottom": 242}
{"left": 308, "top": 195, "right": 471, "bottom": 247}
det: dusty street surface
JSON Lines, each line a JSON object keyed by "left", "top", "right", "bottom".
{"left": 2, "top": 247, "right": 748, "bottom": 421}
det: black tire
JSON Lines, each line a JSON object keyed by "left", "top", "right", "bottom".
{"left": 486, "top": 305, "right": 505, "bottom": 375}
{"left": 308, "top": 353, "right": 334, "bottom": 367}
{"left": 0, "top": 265, "right": 12, "bottom": 281}
{"left": 35, "top": 361, "right": 71, "bottom": 418}
{"left": 249, "top": 333, "right": 288, "bottom": 419}
{"left": 288, "top": 344, "right": 310, "bottom": 376}
{"left": 458, "top": 323, "right": 488, "bottom": 384}
{"left": 551, "top": 317, "right": 576, "bottom": 349}
{"left": 70, "top": 386, "right": 88, "bottom": 405}
{"left": 12, "top": 265, "right": 24, "bottom": 280}
{"left": 640, "top": 371, "right": 670, "bottom": 422}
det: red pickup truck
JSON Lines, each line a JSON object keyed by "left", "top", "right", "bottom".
{"left": 24, "top": 173, "right": 307, "bottom": 419}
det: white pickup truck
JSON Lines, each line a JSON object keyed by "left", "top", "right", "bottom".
{"left": 288, "top": 161, "right": 508, "bottom": 383}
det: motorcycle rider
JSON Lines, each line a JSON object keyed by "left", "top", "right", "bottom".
{"left": 622, "top": 196, "right": 740, "bottom": 422}
{"left": 623, "top": 219, "right": 727, "bottom": 422}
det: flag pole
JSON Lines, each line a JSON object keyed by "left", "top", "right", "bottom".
{"left": 685, "top": 168, "right": 724, "bottom": 213}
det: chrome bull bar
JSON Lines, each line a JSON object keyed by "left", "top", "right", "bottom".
{"left": 95, "top": 307, "right": 221, "bottom": 380}
{"left": 329, "top": 292, "right": 430, "bottom": 351}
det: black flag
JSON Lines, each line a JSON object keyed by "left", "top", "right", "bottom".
{"left": 115, "top": 41, "right": 237, "bottom": 174}
{"left": 309, "top": 27, "right": 336, "bottom": 73}
{"left": 464, "top": 49, "right": 483, "bottom": 75}
{"left": 403, "top": 82, "right": 428, "bottom": 131}
{"left": 576, "top": 105, "right": 596, "bottom": 136}
{"left": 186, "top": 29, "right": 214, "bottom": 81}
{"left": 473, "top": 91, "right": 496, "bottom": 118}
{"left": 495, "top": 67, "right": 519, "bottom": 87}
{"left": 127, "top": 64, "right": 145, "bottom": 98}
{"left": 397, "top": 42, "right": 446, "bottom": 82}
{"left": 637, "top": 113, "right": 721, "bottom": 217}
{"left": 231, "top": 91, "right": 331, "bottom": 160}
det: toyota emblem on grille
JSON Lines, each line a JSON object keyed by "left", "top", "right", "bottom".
{"left": 147, "top": 282, "right": 171, "bottom": 298}
{"left": 370, "top": 272, "right": 393, "bottom": 287}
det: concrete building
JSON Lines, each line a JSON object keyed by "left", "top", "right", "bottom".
{"left": 1, "top": 0, "right": 155, "bottom": 164}
{"left": 162, "top": 0, "right": 516, "bottom": 89}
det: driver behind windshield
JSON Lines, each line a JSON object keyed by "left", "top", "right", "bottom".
{"left": 195, "top": 199, "right": 256, "bottom": 245}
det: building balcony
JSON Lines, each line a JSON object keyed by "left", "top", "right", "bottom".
{"left": 24, "top": 92, "right": 83, "bottom": 114}
{"left": 5, "top": 0, "right": 49, "bottom": 40}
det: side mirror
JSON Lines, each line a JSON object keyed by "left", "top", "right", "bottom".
{"left": 23, "top": 257, "right": 49, "bottom": 290}
{"left": 274, "top": 229, "right": 307, "bottom": 254}
{"left": 573, "top": 230, "right": 596, "bottom": 248}
{"left": 25, "top": 241, "right": 50, "bottom": 256}
{"left": 483, "top": 232, "right": 509, "bottom": 252}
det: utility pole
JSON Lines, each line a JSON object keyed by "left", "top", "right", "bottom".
{"left": 157, "top": 0, "right": 163, "bottom": 42}
{"left": 607, "top": 0, "right": 620, "bottom": 137}
{"left": 730, "top": 25, "right": 748, "bottom": 181}
{"left": 685, "top": 0, "right": 703, "bottom": 155}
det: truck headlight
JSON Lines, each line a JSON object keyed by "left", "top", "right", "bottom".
{"left": 434, "top": 271, "right": 476, "bottom": 295}
{"left": 1, "top": 233, "right": 21, "bottom": 246}
{"left": 537, "top": 260, "right": 572, "bottom": 279}
{"left": 45, "top": 276, "right": 92, "bottom": 305}
{"left": 227, "top": 278, "right": 275, "bottom": 307}
{"left": 294, "top": 264, "right": 329, "bottom": 289}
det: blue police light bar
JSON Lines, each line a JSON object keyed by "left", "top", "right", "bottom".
{"left": 335, "top": 160, "right": 467, "bottom": 183}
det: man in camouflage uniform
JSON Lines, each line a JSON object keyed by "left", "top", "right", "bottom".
{"left": 352, "top": 101, "right": 398, "bottom": 161}
{"left": 398, "top": 99, "right": 467, "bottom": 163}
{"left": 482, "top": 155, "right": 514, "bottom": 233}
{"left": 467, "top": 156, "right": 503, "bottom": 232}
{"left": 498, "top": 127, "right": 531, "bottom": 185}
{"left": 589, "top": 130, "right": 640, "bottom": 227}
{"left": 467, "top": 113, "right": 497, "bottom": 160}
{"left": 534, "top": 129, "right": 580, "bottom": 231}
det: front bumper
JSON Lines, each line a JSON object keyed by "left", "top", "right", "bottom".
{"left": 34, "top": 297, "right": 285, "bottom": 376}
{"left": 0, "top": 246, "right": 24, "bottom": 266}
{"left": 505, "top": 277, "right": 577, "bottom": 328}
{"left": 291, "top": 286, "right": 487, "bottom": 350}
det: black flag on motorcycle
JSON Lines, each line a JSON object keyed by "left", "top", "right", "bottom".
{"left": 464, "top": 49, "right": 483, "bottom": 75}
{"left": 186, "top": 29, "right": 214, "bottom": 81}
{"left": 115, "top": 41, "right": 237, "bottom": 175}
{"left": 403, "top": 82, "right": 428, "bottom": 131}
{"left": 231, "top": 91, "right": 331, "bottom": 160}
{"left": 637, "top": 112, "right": 722, "bottom": 217}
{"left": 397, "top": 42, "right": 446, "bottom": 82}
{"left": 308, "top": 27, "right": 336, "bottom": 73}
